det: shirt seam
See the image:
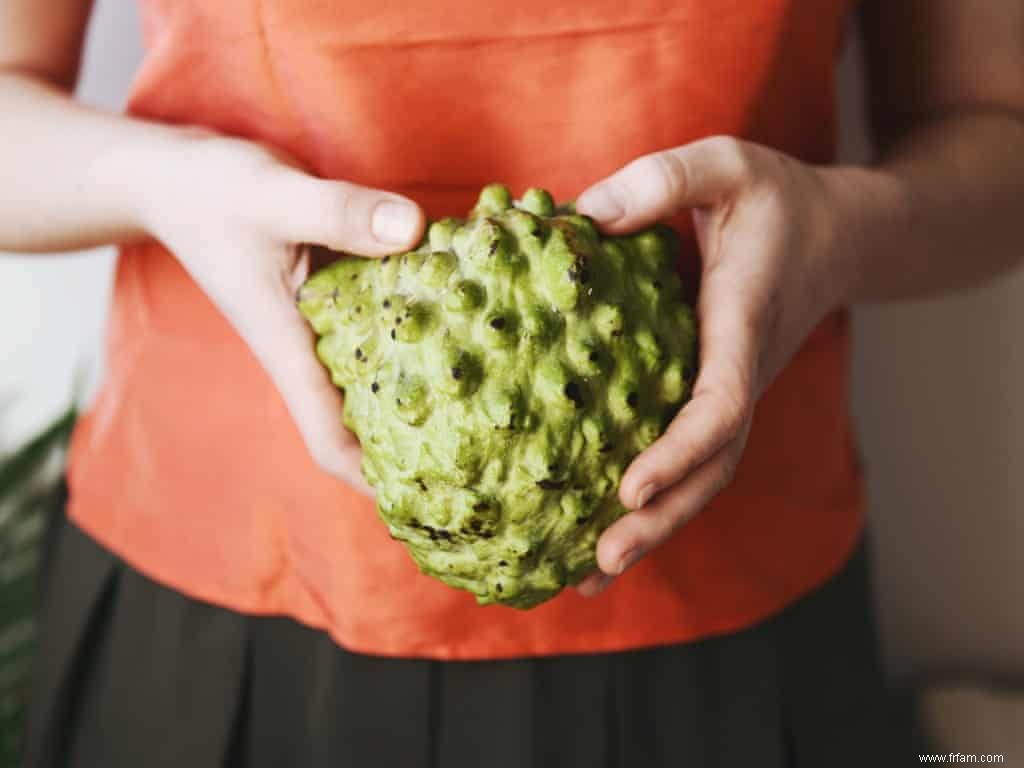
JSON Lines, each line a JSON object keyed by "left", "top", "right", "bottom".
{"left": 320, "top": 14, "right": 710, "bottom": 54}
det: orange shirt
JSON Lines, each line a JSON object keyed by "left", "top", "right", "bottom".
{"left": 67, "top": 0, "right": 864, "bottom": 659}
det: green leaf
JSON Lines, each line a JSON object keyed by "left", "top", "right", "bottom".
{"left": 0, "top": 404, "right": 77, "bottom": 765}
{"left": 0, "top": 406, "right": 76, "bottom": 507}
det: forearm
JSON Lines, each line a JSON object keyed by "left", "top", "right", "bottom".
{"left": 0, "top": 72, "right": 184, "bottom": 253}
{"left": 823, "top": 109, "right": 1024, "bottom": 303}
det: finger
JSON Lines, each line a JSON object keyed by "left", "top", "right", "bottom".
{"left": 576, "top": 571, "right": 614, "bottom": 598}
{"left": 233, "top": 262, "right": 375, "bottom": 495}
{"left": 598, "top": 443, "right": 741, "bottom": 576}
{"left": 576, "top": 136, "right": 756, "bottom": 233}
{"left": 619, "top": 265, "right": 757, "bottom": 510}
{"left": 263, "top": 169, "right": 425, "bottom": 257}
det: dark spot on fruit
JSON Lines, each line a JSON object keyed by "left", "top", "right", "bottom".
{"left": 416, "top": 478, "right": 428, "bottom": 492}
{"left": 423, "top": 525, "right": 452, "bottom": 542}
{"left": 469, "top": 519, "right": 483, "bottom": 532}
{"left": 489, "top": 316, "right": 507, "bottom": 330}
{"left": 481, "top": 532, "right": 495, "bottom": 539}
{"left": 390, "top": 329, "right": 397, "bottom": 340}
{"left": 487, "top": 240, "right": 498, "bottom": 256}
{"left": 451, "top": 367, "right": 463, "bottom": 380}
{"left": 611, "top": 329, "right": 623, "bottom": 337}
{"left": 499, "top": 560, "right": 508, "bottom": 567}
{"left": 567, "top": 254, "right": 590, "bottom": 284}
{"left": 599, "top": 442, "right": 614, "bottom": 453}
{"left": 355, "top": 306, "right": 362, "bottom": 314}
{"left": 354, "top": 347, "right": 364, "bottom": 360}
{"left": 383, "top": 299, "right": 391, "bottom": 309}
{"left": 382, "top": 256, "right": 390, "bottom": 264}
{"left": 350, "top": 273, "right": 358, "bottom": 281}
{"left": 371, "top": 382, "right": 380, "bottom": 394}
{"left": 564, "top": 381, "right": 583, "bottom": 407}
{"left": 626, "top": 391, "right": 639, "bottom": 408}
{"left": 536, "top": 478, "right": 567, "bottom": 490}
{"left": 395, "top": 317, "right": 402, "bottom": 325}
{"left": 548, "top": 463, "right": 558, "bottom": 472}
{"left": 472, "top": 501, "right": 490, "bottom": 513}
{"left": 496, "top": 583, "right": 503, "bottom": 593}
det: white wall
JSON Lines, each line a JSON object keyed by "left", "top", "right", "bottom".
{"left": 1, "top": 3, "right": 1021, "bottom": 681}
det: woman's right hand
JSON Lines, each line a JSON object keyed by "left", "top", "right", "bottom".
{"left": 136, "top": 129, "right": 425, "bottom": 495}
{"left": 2, "top": 0, "right": 423, "bottom": 496}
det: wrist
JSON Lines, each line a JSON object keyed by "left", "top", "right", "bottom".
{"left": 99, "top": 121, "right": 215, "bottom": 240}
{"left": 815, "top": 163, "right": 913, "bottom": 306}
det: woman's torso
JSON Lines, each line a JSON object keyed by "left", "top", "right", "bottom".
{"left": 67, "top": 0, "right": 864, "bottom": 658}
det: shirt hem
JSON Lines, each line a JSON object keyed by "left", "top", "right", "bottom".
{"left": 66, "top": 495, "right": 866, "bottom": 661}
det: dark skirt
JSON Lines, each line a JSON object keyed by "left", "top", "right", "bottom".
{"left": 24, "top": 501, "right": 909, "bottom": 768}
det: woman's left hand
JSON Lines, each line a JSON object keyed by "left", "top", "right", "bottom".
{"left": 573, "top": 136, "right": 854, "bottom": 596}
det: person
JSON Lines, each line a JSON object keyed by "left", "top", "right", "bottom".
{"left": 2, "top": 0, "right": 1022, "bottom": 765}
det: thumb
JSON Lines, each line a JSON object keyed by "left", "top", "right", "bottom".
{"left": 264, "top": 169, "right": 425, "bottom": 257}
{"left": 576, "top": 136, "right": 755, "bottom": 233}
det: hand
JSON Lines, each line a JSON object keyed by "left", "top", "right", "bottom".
{"left": 136, "top": 129, "right": 425, "bottom": 494}
{"left": 573, "top": 136, "right": 851, "bottom": 596}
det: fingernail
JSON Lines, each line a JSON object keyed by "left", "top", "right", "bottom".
{"left": 614, "top": 548, "right": 640, "bottom": 576}
{"left": 371, "top": 200, "right": 419, "bottom": 245}
{"left": 577, "top": 185, "right": 624, "bottom": 222}
{"left": 635, "top": 483, "right": 657, "bottom": 509}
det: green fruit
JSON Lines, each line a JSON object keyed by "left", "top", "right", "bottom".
{"left": 298, "top": 184, "right": 697, "bottom": 609}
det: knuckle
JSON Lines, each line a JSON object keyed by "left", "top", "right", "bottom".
{"left": 661, "top": 415, "right": 699, "bottom": 459}
{"left": 631, "top": 526, "right": 660, "bottom": 556}
{"left": 325, "top": 183, "right": 361, "bottom": 237}
{"left": 690, "top": 374, "right": 752, "bottom": 442}
{"left": 300, "top": 180, "right": 367, "bottom": 248}
{"left": 648, "top": 150, "right": 689, "bottom": 203}
{"left": 333, "top": 183, "right": 362, "bottom": 227}
{"left": 713, "top": 457, "right": 739, "bottom": 492}
{"left": 716, "top": 387, "right": 752, "bottom": 438}
{"left": 708, "top": 135, "right": 756, "bottom": 184}
{"left": 663, "top": 495, "right": 698, "bottom": 538}
{"left": 666, "top": 505, "right": 696, "bottom": 537}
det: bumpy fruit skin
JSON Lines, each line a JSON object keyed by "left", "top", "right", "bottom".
{"left": 298, "top": 185, "right": 697, "bottom": 608}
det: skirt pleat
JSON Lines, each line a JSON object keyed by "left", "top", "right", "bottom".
{"left": 244, "top": 617, "right": 435, "bottom": 767}
{"left": 24, "top": 499, "right": 906, "bottom": 768}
